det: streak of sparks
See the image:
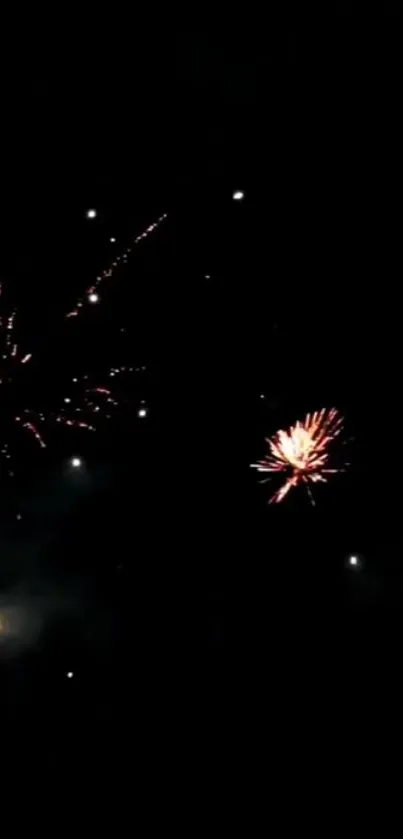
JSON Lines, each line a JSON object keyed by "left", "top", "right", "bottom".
{"left": 250, "top": 408, "right": 344, "bottom": 505}
{"left": 0, "top": 273, "right": 149, "bottom": 474}
{"left": 66, "top": 212, "right": 167, "bottom": 318}
{"left": 15, "top": 417, "right": 46, "bottom": 449}
{"left": 0, "top": 179, "right": 155, "bottom": 487}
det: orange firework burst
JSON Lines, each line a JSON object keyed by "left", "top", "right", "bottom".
{"left": 251, "top": 408, "right": 344, "bottom": 505}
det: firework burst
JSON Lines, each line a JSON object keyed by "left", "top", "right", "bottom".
{"left": 251, "top": 408, "right": 344, "bottom": 505}
{"left": 0, "top": 211, "right": 163, "bottom": 481}
{"left": 0, "top": 290, "right": 141, "bottom": 468}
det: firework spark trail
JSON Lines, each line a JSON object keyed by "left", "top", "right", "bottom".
{"left": 14, "top": 417, "right": 46, "bottom": 449}
{"left": 0, "top": 285, "right": 33, "bottom": 371}
{"left": 251, "top": 408, "right": 344, "bottom": 505}
{"left": 66, "top": 212, "right": 168, "bottom": 318}
{"left": 5, "top": 368, "right": 137, "bottom": 457}
{"left": 47, "top": 367, "right": 141, "bottom": 435}
{"left": 57, "top": 418, "right": 96, "bottom": 431}
{"left": 1, "top": 304, "right": 29, "bottom": 368}
{"left": 0, "top": 287, "right": 145, "bottom": 463}
{"left": 0, "top": 213, "right": 151, "bottom": 476}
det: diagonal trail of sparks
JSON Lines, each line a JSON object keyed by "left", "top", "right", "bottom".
{"left": 66, "top": 212, "right": 167, "bottom": 318}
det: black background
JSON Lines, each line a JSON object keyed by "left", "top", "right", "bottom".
{"left": 0, "top": 15, "right": 402, "bottom": 790}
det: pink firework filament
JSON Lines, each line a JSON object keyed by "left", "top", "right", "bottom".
{"left": 251, "top": 408, "right": 344, "bottom": 505}
{"left": 15, "top": 417, "right": 46, "bottom": 448}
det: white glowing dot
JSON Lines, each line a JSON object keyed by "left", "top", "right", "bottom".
{"left": 232, "top": 190, "right": 244, "bottom": 201}
{"left": 72, "top": 378, "right": 78, "bottom": 383}
{"left": 349, "top": 556, "right": 358, "bottom": 567}
{"left": 67, "top": 671, "right": 74, "bottom": 679}
{"left": 138, "top": 408, "right": 147, "bottom": 418}
{"left": 260, "top": 394, "right": 265, "bottom": 399}
{"left": 71, "top": 457, "right": 82, "bottom": 468}
{"left": 64, "top": 397, "right": 71, "bottom": 403}
{"left": 16, "top": 513, "right": 22, "bottom": 520}
{"left": 86, "top": 209, "right": 97, "bottom": 219}
{"left": 110, "top": 237, "right": 116, "bottom": 243}
{"left": 88, "top": 293, "right": 99, "bottom": 304}
{"left": 109, "top": 372, "right": 115, "bottom": 377}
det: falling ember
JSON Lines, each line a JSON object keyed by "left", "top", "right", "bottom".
{"left": 250, "top": 408, "right": 344, "bottom": 505}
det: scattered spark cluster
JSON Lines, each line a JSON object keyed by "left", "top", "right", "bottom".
{"left": 0, "top": 283, "right": 32, "bottom": 380}
{"left": 0, "top": 208, "right": 158, "bottom": 482}
{"left": 66, "top": 212, "right": 167, "bottom": 318}
{"left": 18, "top": 365, "right": 148, "bottom": 449}
{"left": 0, "top": 282, "right": 47, "bottom": 468}
{"left": 251, "top": 408, "right": 345, "bottom": 505}
{"left": 0, "top": 324, "right": 147, "bottom": 464}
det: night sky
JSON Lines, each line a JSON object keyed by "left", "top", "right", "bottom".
{"left": 1, "top": 17, "right": 402, "bottom": 780}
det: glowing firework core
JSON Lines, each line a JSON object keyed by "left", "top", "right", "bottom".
{"left": 251, "top": 408, "right": 344, "bottom": 505}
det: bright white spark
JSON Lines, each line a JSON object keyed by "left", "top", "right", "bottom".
{"left": 138, "top": 408, "right": 147, "bottom": 418}
{"left": 233, "top": 190, "right": 244, "bottom": 201}
{"left": 88, "top": 293, "right": 99, "bottom": 304}
{"left": 86, "top": 209, "right": 97, "bottom": 219}
{"left": 71, "top": 457, "right": 82, "bottom": 468}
